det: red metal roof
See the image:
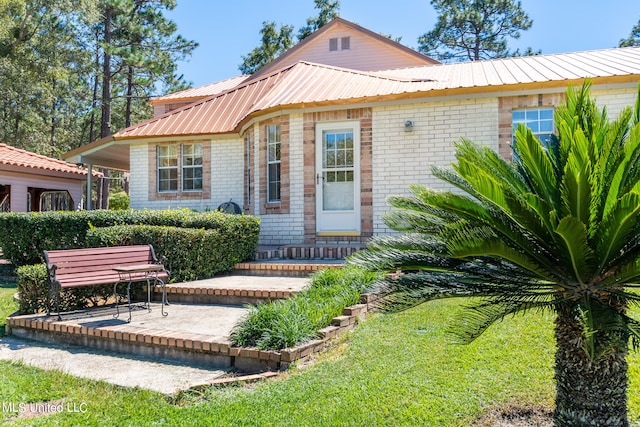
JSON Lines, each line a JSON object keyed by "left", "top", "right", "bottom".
{"left": 0, "top": 143, "right": 89, "bottom": 177}
{"left": 116, "top": 62, "right": 437, "bottom": 138}
{"left": 114, "top": 46, "right": 640, "bottom": 139}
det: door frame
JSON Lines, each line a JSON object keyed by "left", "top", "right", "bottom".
{"left": 315, "top": 121, "right": 361, "bottom": 234}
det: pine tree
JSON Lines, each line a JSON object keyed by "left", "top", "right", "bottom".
{"left": 619, "top": 19, "right": 640, "bottom": 47}
{"left": 418, "top": 0, "right": 535, "bottom": 61}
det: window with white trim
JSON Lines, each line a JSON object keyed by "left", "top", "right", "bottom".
{"left": 182, "top": 144, "right": 203, "bottom": 191}
{"left": 157, "top": 144, "right": 203, "bottom": 192}
{"left": 267, "top": 125, "right": 281, "bottom": 202}
{"left": 512, "top": 108, "right": 554, "bottom": 146}
{"left": 158, "top": 145, "right": 178, "bottom": 192}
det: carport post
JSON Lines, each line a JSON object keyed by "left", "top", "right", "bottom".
{"left": 86, "top": 163, "right": 93, "bottom": 210}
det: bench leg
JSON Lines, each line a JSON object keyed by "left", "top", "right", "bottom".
{"left": 48, "top": 281, "right": 62, "bottom": 321}
{"left": 126, "top": 282, "right": 133, "bottom": 323}
{"left": 113, "top": 282, "right": 120, "bottom": 320}
{"left": 112, "top": 282, "right": 133, "bottom": 322}
{"left": 152, "top": 278, "right": 169, "bottom": 317}
{"left": 146, "top": 278, "right": 152, "bottom": 313}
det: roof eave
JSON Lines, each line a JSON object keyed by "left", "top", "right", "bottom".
{"left": 0, "top": 163, "right": 89, "bottom": 180}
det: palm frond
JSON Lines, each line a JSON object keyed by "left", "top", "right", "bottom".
{"left": 513, "top": 124, "right": 561, "bottom": 208}
{"left": 597, "top": 257, "right": 640, "bottom": 288}
{"left": 553, "top": 216, "right": 595, "bottom": 283}
{"left": 452, "top": 296, "right": 557, "bottom": 343}
{"left": 358, "top": 82, "right": 640, "bottom": 358}
{"left": 453, "top": 138, "right": 530, "bottom": 196}
{"left": 594, "top": 192, "right": 640, "bottom": 272}
{"left": 559, "top": 126, "right": 593, "bottom": 223}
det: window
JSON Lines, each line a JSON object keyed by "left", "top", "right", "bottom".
{"left": 182, "top": 144, "right": 203, "bottom": 191}
{"left": 512, "top": 108, "right": 554, "bottom": 146}
{"left": 157, "top": 144, "right": 202, "bottom": 192}
{"left": 267, "top": 125, "right": 281, "bottom": 202}
{"left": 341, "top": 36, "right": 350, "bottom": 50}
{"left": 158, "top": 145, "right": 178, "bottom": 192}
{"left": 329, "top": 38, "right": 338, "bottom": 51}
{"left": 245, "top": 134, "right": 252, "bottom": 206}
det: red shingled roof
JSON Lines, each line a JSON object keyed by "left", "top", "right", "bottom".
{"left": 0, "top": 143, "right": 89, "bottom": 177}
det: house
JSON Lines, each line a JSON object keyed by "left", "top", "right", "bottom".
{"left": 0, "top": 143, "right": 94, "bottom": 212}
{"left": 64, "top": 18, "right": 640, "bottom": 246}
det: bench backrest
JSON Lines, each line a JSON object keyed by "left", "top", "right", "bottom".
{"left": 44, "top": 245, "right": 160, "bottom": 288}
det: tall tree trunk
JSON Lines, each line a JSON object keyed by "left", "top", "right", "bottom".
{"left": 49, "top": 79, "right": 57, "bottom": 156}
{"left": 125, "top": 65, "right": 134, "bottom": 127}
{"left": 554, "top": 312, "right": 629, "bottom": 426}
{"left": 89, "top": 29, "right": 101, "bottom": 144}
{"left": 100, "top": 6, "right": 112, "bottom": 139}
{"left": 99, "top": 7, "right": 113, "bottom": 209}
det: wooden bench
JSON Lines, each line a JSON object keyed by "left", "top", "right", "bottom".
{"left": 44, "top": 245, "right": 170, "bottom": 322}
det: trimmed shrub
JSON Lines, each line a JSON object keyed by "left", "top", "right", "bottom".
{"left": 16, "top": 264, "right": 113, "bottom": 314}
{"left": 86, "top": 225, "right": 257, "bottom": 282}
{"left": 108, "top": 192, "right": 130, "bottom": 210}
{"left": 0, "top": 209, "right": 260, "bottom": 267}
{"left": 7, "top": 210, "right": 259, "bottom": 314}
{"left": 231, "top": 267, "right": 381, "bottom": 350}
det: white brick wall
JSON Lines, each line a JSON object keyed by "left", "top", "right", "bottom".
{"left": 258, "top": 114, "right": 306, "bottom": 245}
{"left": 372, "top": 98, "right": 499, "bottom": 234}
{"left": 129, "top": 84, "right": 639, "bottom": 243}
{"left": 129, "top": 143, "right": 149, "bottom": 209}
{"left": 210, "top": 137, "right": 244, "bottom": 208}
{"left": 129, "top": 138, "right": 244, "bottom": 212}
{"left": 592, "top": 87, "right": 638, "bottom": 119}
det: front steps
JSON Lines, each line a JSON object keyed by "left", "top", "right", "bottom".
{"left": 5, "top": 252, "right": 362, "bottom": 376}
{"left": 254, "top": 243, "right": 365, "bottom": 261}
{"left": 234, "top": 260, "right": 344, "bottom": 277}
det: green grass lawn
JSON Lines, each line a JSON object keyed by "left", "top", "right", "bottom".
{"left": 1, "top": 280, "right": 639, "bottom": 426}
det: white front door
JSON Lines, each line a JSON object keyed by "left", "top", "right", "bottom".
{"left": 315, "top": 121, "right": 361, "bottom": 234}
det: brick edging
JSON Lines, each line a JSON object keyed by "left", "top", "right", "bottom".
{"left": 6, "top": 293, "right": 380, "bottom": 373}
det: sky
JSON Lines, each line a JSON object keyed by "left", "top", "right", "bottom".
{"left": 165, "top": 0, "right": 640, "bottom": 88}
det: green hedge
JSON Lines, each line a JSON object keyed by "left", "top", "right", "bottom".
{"left": 0, "top": 209, "right": 260, "bottom": 266}
{"left": 16, "top": 264, "right": 113, "bottom": 314}
{"left": 86, "top": 225, "right": 258, "bottom": 282}
{"left": 15, "top": 220, "right": 259, "bottom": 314}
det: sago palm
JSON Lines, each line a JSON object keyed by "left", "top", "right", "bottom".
{"left": 350, "top": 82, "right": 640, "bottom": 426}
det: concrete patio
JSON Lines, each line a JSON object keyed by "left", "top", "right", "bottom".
{"left": 3, "top": 260, "right": 377, "bottom": 395}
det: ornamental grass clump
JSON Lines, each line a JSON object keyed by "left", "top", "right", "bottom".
{"left": 231, "top": 267, "right": 379, "bottom": 350}
{"left": 350, "top": 82, "right": 640, "bottom": 426}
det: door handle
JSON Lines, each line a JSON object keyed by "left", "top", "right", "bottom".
{"left": 316, "top": 173, "right": 324, "bottom": 185}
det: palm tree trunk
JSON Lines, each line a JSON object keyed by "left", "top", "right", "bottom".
{"left": 554, "top": 312, "right": 629, "bottom": 426}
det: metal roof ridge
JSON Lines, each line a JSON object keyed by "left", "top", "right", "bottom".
{"left": 151, "top": 74, "right": 251, "bottom": 102}
{"left": 286, "top": 60, "right": 437, "bottom": 82}
{"left": 376, "top": 46, "right": 640, "bottom": 72}
{"left": 115, "top": 65, "right": 300, "bottom": 137}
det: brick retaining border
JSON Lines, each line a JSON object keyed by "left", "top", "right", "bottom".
{"left": 6, "top": 293, "right": 379, "bottom": 374}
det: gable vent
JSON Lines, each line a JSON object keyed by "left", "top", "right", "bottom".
{"left": 329, "top": 38, "right": 338, "bottom": 51}
{"left": 341, "top": 37, "right": 350, "bottom": 50}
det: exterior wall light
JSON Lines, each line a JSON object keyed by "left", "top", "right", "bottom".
{"left": 404, "top": 120, "right": 414, "bottom": 132}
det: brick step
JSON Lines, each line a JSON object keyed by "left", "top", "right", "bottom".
{"left": 255, "top": 244, "right": 365, "bottom": 261}
{"left": 233, "top": 260, "right": 344, "bottom": 277}
{"left": 149, "top": 274, "right": 310, "bottom": 304}
{"left": 157, "top": 282, "right": 298, "bottom": 305}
